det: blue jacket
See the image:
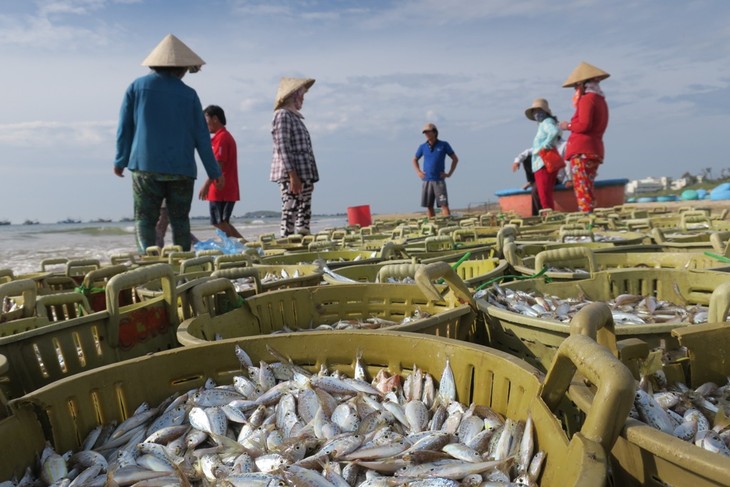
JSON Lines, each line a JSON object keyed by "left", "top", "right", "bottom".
{"left": 114, "top": 72, "right": 221, "bottom": 180}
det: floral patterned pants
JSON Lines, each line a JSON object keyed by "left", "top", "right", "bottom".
{"left": 570, "top": 155, "right": 602, "bottom": 213}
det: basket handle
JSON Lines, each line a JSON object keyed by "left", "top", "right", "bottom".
{"left": 65, "top": 259, "right": 102, "bottom": 277}
{"left": 501, "top": 240, "right": 520, "bottom": 266}
{"left": 179, "top": 256, "right": 215, "bottom": 274}
{"left": 81, "top": 264, "right": 128, "bottom": 289}
{"left": 709, "top": 280, "right": 730, "bottom": 323}
{"left": 190, "top": 277, "right": 245, "bottom": 317}
{"left": 211, "top": 267, "right": 262, "bottom": 295}
{"left": 709, "top": 231, "right": 730, "bottom": 255}
{"left": 0, "top": 279, "right": 37, "bottom": 319}
{"left": 414, "top": 262, "right": 475, "bottom": 309}
{"left": 559, "top": 228, "right": 594, "bottom": 242}
{"left": 424, "top": 235, "right": 455, "bottom": 252}
{"left": 379, "top": 242, "right": 409, "bottom": 260}
{"left": 214, "top": 254, "right": 254, "bottom": 270}
{"left": 105, "top": 264, "right": 176, "bottom": 348}
{"left": 36, "top": 292, "right": 92, "bottom": 319}
{"left": 625, "top": 218, "right": 652, "bottom": 231}
{"left": 541, "top": 334, "right": 635, "bottom": 453}
{"left": 496, "top": 225, "right": 519, "bottom": 254}
{"left": 452, "top": 228, "right": 478, "bottom": 243}
{"left": 40, "top": 257, "right": 68, "bottom": 272}
{"left": 568, "top": 302, "right": 617, "bottom": 356}
{"left": 167, "top": 251, "right": 196, "bottom": 265}
{"left": 534, "top": 247, "right": 596, "bottom": 274}
{"left": 650, "top": 227, "right": 666, "bottom": 244}
{"left": 376, "top": 263, "right": 419, "bottom": 283}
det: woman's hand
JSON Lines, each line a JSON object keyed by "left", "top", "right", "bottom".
{"left": 559, "top": 121, "right": 570, "bottom": 131}
{"left": 289, "top": 172, "right": 302, "bottom": 194}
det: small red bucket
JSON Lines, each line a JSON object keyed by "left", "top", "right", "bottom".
{"left": 347, "top": 205, "right": 372, "bottom": 227}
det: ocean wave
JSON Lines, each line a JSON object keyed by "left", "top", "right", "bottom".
{"left": 44, "top": 226, "right": 135, "bottom": 236}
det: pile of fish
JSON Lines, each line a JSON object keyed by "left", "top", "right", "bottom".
{"left": 272, "top": 310, "right": 434, "bottom": 333}
{"left": 229, "top": 269, "right": 307, "bottom": 293}
{"left": 480, "top": 284, "right": 713, "bottom": 325}
{"left": 1, "top": 296, "right": 19, "bottom": 314}
{"left": 5, "top": 345, "right": 546, "bottom": 486}
{"left": 632, "top": 372, "right": 730, "bottom": 456}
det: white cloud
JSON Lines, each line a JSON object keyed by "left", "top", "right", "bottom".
{"left": 0, "top": 120, "right": 116, "bottom": 147}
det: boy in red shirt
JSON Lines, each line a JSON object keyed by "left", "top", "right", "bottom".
{"left": 199, "top": 105, "right": 244, "bottom": 239}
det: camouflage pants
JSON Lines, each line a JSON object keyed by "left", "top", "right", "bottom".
{"left": 132, "top": 172, "right": 194, "bottom": 252}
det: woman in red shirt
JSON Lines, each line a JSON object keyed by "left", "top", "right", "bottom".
{"left": 559, "top": 62, "right": 609, "bottom": 213}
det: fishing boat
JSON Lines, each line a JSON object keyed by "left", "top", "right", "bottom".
{"left": 0, "top": 220, "right": 9, "bottom": 225}
{"left": 57, "top": 218, "right": 82, "bottom": 224}
{"left": 22, "top": 219, "right": 39, "bottom": 225}
{"left": 495, "top": 178, "right": 629, "bottom": 217}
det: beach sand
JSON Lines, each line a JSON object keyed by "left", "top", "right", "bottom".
{"left": 372, "top": 200, "right": 730, "bottom": 221}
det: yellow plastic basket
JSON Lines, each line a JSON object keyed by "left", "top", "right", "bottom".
{"left": 178, "top": 262, "right": 478, "bottom": 345}
{"left": 259, "top": 249, "right": 382, "bottom": 268}
{"left": 569, "top": 310, "right": 730, "bottom": 486}
{"left": 2, "top": 331, "right": 635, "bottom": 486}
{"left": 478, "top": 268, "right": 730, "bottom": 371}
{"left": 0, "top": 264, "right": 179, "bottom": 402}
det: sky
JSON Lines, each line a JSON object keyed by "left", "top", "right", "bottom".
{"left": 1, "top": 0, "right": 730, "bottom": 223}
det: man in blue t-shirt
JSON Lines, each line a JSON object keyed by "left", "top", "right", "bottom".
{"left": 412, "top": 123, "right": 459, "bottom": 217}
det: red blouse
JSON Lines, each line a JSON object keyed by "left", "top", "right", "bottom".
{"left": 565, "top": 92, "right": 609, "bottom": 160}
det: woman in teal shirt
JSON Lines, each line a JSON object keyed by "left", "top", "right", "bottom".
{"left": 525, "top": 98, "right": 562, "bottom": 211}
{"left": 114, "top": 34, "right": 222, "bottom": 252}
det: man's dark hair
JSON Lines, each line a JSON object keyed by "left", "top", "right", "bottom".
{"left": 204, "top": 105, "right": 226, "bottom": 126}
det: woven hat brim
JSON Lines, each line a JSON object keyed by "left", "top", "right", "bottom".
{"left": 562, "top": 62, "right": 610, "bottom": 87}
{"left": 524, "top": 99, "right": 552, "bottom": 120}
{"left": 141, "top": 34, "right": 206, "bottom": 73}
{"left": 274, "top": 78, "right": 315, "bottom": 109}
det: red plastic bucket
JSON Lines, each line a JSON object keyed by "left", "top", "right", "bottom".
{"left": 347, "top": 205, "right": 372, "bottom": 227}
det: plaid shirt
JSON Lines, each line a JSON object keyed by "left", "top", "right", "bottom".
{"left": 270, "top": 109, "right": 319, "bottom": 183}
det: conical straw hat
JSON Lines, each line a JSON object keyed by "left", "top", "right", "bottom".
{"left": 562, "top": 61, "right": 609, "bottom": 88}
{"left": 141, "top": 34, "right": 205, "bottom": 73}
{"left": 274, "top": 77, "right": 315, "bottom": 110}
{"left": 524, "top": 98, "right": 553, "bottom": 120}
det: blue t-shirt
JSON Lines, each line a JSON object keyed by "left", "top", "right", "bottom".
{"left": 415, "top": 140, "right": 454, "bottom": 181}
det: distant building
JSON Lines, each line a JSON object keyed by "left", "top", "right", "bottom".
{"left": 670, "top": 177, "right": 690, "bottom": 191}
{"left": 626, "top": 176, "right": 670, "bottom": 195}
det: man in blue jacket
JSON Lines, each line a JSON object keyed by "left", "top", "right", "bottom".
{"left": 114, "top": 34, "right": 223, "bottom": 252}
{"left": 412, "top": 123, "right": 459, "bottom": 218}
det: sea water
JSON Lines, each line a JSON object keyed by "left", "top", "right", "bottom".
{"left": 0, "top": 216, "right": 347, "bottom": 275}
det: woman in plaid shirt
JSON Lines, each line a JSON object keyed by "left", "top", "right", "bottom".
{"left": 270, "top": 77, "right": 319, "bottom": 237}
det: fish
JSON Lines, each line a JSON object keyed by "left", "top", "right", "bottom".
{"left": 13, "top": 344, "right": 551, "bottom": 486}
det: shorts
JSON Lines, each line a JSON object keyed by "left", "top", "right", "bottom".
{"left": 421, "top": 180, "right": 449, "bottom": 208}
{"left": 209, "top": 201, "right": 236, "bottom": 225}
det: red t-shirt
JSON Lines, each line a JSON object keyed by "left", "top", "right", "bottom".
{"left": 207, "top": 127, "right": 240, "bottom": 201}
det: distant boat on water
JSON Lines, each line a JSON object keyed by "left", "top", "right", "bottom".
{"left": 0, "top": 220, "right": 10, "bottom": 226}
{"left": 22, "top": 219, "right": 39, "bottom": 225}
{"left": 90, "top": 218, "right": 112, "bottom": 223}
{"left": 57, "top": 218, "right": 82, "bottom": 224}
